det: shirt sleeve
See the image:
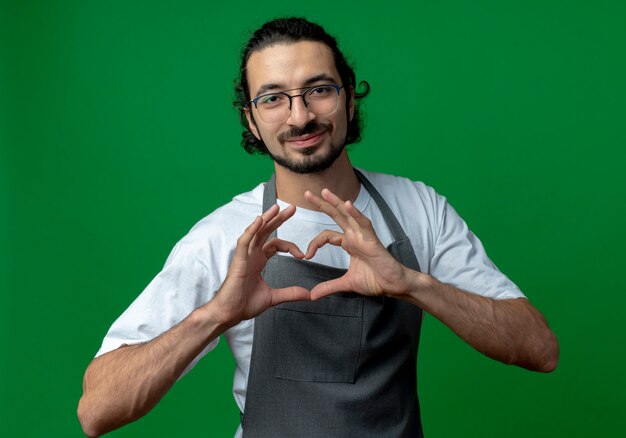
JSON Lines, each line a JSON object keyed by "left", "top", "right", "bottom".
{"left": 429, "top": 195, "right": 525, "bottom": 300}
{"left": 95, "top": 243, "right": 221, "bottom": 375}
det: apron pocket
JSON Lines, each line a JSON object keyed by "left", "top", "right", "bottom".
{"left": 273, "top": 295, "right": 364, "bottom": 383}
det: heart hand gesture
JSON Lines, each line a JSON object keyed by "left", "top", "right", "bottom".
{"left": 213, "top": 204, "right": 310, "bottom": 325}
{"left": 304, "top": 189, "right": 415, "bottom": 300}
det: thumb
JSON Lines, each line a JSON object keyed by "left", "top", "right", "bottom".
{"left": 310, "top": 276, "right": 351, "bottom": 300}
{"left": 269, "top": 286, "right": 311, "bottom": 307}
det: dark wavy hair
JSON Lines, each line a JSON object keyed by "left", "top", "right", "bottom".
{"left": 234, "top": 17, "right": 370, "bottom": 155}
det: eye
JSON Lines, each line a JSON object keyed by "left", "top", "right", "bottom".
{"left": 258, "top": 93, "right": 286, "bottom": 107}
{"left": 306, "top": 85, "right": 334, "bottom": 99}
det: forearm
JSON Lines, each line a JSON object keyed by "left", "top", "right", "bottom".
{"left": 77, "top": 206, "right": 309, "bottom": 436}
{"left": 402, "top": 270, "right": 559, "bottom": 372}
{"left": 77, "top": 302, "right": 232, "bottom": 437}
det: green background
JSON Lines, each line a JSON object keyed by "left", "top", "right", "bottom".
{"left": 2, "top": 0, "right": 625, "bottom": 436}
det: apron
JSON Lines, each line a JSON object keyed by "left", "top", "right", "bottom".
{"left": 241, "top": 169, "right": 424, "bottom": 437}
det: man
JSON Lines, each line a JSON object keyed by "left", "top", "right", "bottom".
{"left": 78, "top": 17, "right": 558, "bottom": 437}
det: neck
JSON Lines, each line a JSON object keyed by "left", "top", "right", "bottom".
{"left": 273, "top": 151, "right": 360, "bottom": 210}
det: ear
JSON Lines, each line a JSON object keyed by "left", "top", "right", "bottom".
{"left": 348, "top": 86, "right": 355, "bottom": 122}
{"left": 244, "top": 107, "right": 261, "bottom": 140}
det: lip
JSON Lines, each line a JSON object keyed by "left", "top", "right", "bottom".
{"left": 284, "top": 130, "right": 327, "bottom": 148}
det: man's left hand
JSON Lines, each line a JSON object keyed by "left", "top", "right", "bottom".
{"left": 304, "top": 188, "right": 421, "bottom": 300}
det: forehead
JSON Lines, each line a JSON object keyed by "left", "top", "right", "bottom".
{"left": 246, "top": 41, "right": 339, "bottom": 96}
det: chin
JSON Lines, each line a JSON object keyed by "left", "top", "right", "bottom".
{"left": 271, "top": 143, "right": 345, "bottom": 175}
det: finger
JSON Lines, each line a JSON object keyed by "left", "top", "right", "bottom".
{"left": 304, "top": 230, "right": 344, "bottom": 259}
{"left": 253, "top": 204, "right": 296, "bottom": 248}
{"left": 262, "top": 238, "right": 305, "bottom": 259}
{"left": 320, "top": 188, "right": 349, "bottom": 212}
{"left": 269, "top": 286, "right": 311, "bottom": 306}
{"left": 344, "top": 200, "right": 374, "bottom": 230}
{"left": 304, "top": 190, "right": 351, "bottom": 230}
{"left": 322, "top": 188, "right": 367, "bottom": 230}
{"left": 309, "top": 276, "right": 352, "bottom": 300}
{"left": 234, "top": 216, "right": 263, "bottom": 259}
{"left": 263, "top": 204, "right": 296, "bottom": 234}
{"left": 259, "top": 204, "right": 280, "bottom": 226}
{"left": 321, "top": 188, "right": 368, "bottom": 231}
{"left": 237, "top": 204, "right": 280, "bottom": 259}
{"left": 252, "top": 204, "right": 296, "bottom": 246}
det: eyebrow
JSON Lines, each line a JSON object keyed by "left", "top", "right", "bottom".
{"left": 254, "top": 73, "right": 339, "bottom": 97}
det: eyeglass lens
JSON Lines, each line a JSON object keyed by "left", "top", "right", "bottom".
{"left": 254, "top": 85, "right": 341, "bottom": 123}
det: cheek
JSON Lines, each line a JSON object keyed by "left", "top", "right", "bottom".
{"left": 257, "top": 123, "right": 271, "bottom": 139}
{"left": 251, "top": 119, "right": 269, "bottom": 142}
{"left": 256, "top": 124, "right": 281, "bottom": 147}
{"left": 336, "top": 111, "right": 350, "bottom": 136}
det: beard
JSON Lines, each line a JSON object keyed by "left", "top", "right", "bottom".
{"left": 266, "top": 121, "right": 346, "bottom": 174}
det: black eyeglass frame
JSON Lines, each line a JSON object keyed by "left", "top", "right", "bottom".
{"left": 248, "top": 84, "right": 344, "bottom": 111}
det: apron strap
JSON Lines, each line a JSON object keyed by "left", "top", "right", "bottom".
{"left": 352, "top": 168, "right": 407, "bottom": 242}
{"left": 262, "top": 173, "right": 278, "bottom": 239}
{"left": 262, "top": 172, "right": 277, "bottom": 212}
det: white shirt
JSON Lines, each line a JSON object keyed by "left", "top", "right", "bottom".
{"left": 96, "top": 169, "right": 524, "bottom": 436}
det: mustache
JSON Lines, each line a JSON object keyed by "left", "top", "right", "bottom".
{"left": 278, "top": 121, "right": 331, "bottom": 143}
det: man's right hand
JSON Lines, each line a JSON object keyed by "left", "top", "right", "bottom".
{"left": 211, "top": 203, "right": 310, "bottom": 326}
{"left": 78, "top": 204, "right": 307, "bottom": 437}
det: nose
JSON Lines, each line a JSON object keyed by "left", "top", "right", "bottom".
{"left": 286, "top": 95, "right": 316, "bottom": 127}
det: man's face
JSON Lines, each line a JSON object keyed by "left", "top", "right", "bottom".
{"left": 245, "top": 41, "right": 354, "bottom": 174}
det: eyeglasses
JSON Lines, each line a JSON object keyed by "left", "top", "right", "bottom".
{"left": 249, "top": 84, "right": 344, "bottom": 123}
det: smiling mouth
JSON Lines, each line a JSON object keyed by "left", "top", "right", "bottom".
{"left": 284, "top": 130, "right": 327, "bottom": 147}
